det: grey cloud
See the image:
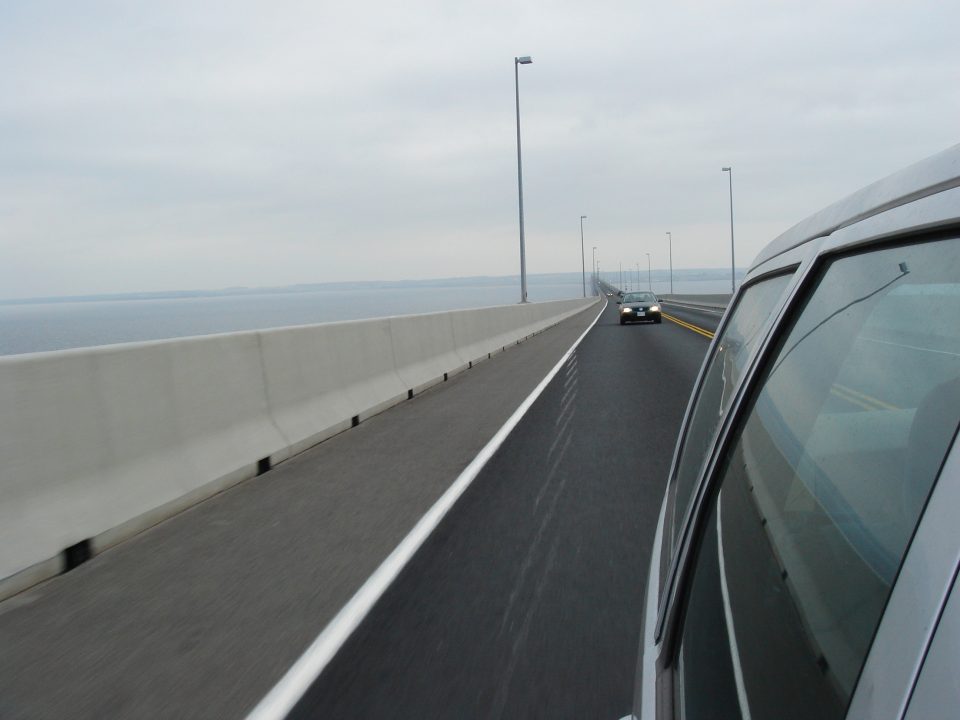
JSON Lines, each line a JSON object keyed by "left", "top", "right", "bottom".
{"left": 1, "top": 0, "right": 958, "bottom": 298}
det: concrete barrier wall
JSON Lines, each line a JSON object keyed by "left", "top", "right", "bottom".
{"left": 658, "top": 293, "right": 731, "bottom": 309}
{"left": 0, "top": 296, "right": 596, "bottom": 598}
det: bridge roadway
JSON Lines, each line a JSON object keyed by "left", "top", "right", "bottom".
{"left": 0, "top": 294, "right": 722, "bottom": 720}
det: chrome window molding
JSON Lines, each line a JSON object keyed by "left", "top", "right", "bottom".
{"left": 817, "top": 183, "right": 960, "bottom": 259}
{"left": 903, "top": 563, "right": 960, "bottom": 719}
{"left": 636, "top": 492, "right": 669, "bottom": 720}
{"left": 751, "top": 144, "right": 960, "bottom": 269}
{"left": 654, "top": 250, "right": 819, "bottom": 645}
{"left": 657, "top": 261, "right": 804, "bottom": 588}
{"left": 847, "top": 415, "right": 960, "bottom": 719}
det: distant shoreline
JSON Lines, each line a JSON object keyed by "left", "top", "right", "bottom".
{"left": 1, "top": 269, "right": 746, "bottom": 307}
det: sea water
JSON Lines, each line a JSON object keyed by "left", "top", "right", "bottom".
{"left": 0, "top": 275, "right": 734, "bottom": 356}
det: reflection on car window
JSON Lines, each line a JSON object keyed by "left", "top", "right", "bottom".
{"left": 664, "top": 274, "right": 793, "bottom": 577}
{"left": 675, "top": 237, "right": 960, "bottom": 720}
{"left": 623, "top": 293, "right": 657, "bottom": 303}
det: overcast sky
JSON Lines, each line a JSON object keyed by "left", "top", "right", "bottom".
{"left": 1, "top": 0, "right": 957, "bottom": 299}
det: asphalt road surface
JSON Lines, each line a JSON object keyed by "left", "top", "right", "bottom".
{"left": 0, "top": 293, "right": 721, "bottom": 720}
{"left": 1, "top": 303, "right": 606, "bottom": 720}
{"left": 289, "top": 295, "right": 719, "bottom": 719}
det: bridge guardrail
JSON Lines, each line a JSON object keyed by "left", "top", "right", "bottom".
{"left": 597, "top": 282, "right": 730, "bottom": 312}
{"left": 658, "top": 294, "right": 730, "bottom": 311}
{"left": 0, "top": 296, "right": 598, "bottom": 600}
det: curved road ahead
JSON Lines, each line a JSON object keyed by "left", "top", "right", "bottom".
{"left": 288, "top": 295, "right": 721, "bottom": 719}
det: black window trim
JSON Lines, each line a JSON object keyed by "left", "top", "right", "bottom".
{"left": 654, "top": 260, "right": 809, "bottom": 645}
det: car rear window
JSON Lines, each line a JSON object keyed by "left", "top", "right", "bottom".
{"left": 673, "top": 235, "right": 960, "bottom": 719}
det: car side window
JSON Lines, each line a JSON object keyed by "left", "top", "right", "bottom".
{"left": 664, "top": 274, "right": 793, "bottom": 582}
{"left": 673, "top": 236, "right": 960, "bottom": 720}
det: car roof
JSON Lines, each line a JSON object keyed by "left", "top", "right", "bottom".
{"left": 750, "top": 143, "right": 960, "bottom": 271}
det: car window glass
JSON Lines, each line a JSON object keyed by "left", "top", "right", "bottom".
{"left": 664, "top": 274, "right": 793, "bottom": 578}
{"left": 674, "top": 236, "right": 960, "bottom": 720}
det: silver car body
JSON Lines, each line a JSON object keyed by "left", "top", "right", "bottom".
{"left": 632, "top": 144, "right": 960, "bottom": 719}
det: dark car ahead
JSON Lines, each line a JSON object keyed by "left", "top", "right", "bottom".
{"left": 618, "top": 292, "right": 662, "bottom": 325}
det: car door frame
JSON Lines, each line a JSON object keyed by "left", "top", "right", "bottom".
{"left": 644, "top": 182, "right": 960, "bottom": 720}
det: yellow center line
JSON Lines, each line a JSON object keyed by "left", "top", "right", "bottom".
{"left": 662, "top": 312, "right": 715, "bottom": 340}
{"left": 833, "top": 383, "right": 900, "bottom": 411}
{"left": 829, "top": 387, "right": 877, "bottom": 412}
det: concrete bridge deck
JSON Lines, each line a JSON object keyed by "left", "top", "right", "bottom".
{"left": 0, "top": 302, "right": 606, "bottom": 719}
{"left": 0, "top": 295, "right": 724, "bottom": 719}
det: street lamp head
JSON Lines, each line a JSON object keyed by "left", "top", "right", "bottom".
{"left": 581, "top": 215, "right": 587, "bottom": 220}
{"left": 721, "top": 166, "right": 731, "bottom": 172}
{"left": 516, "top": 56, "right": 533, "bottom": 64}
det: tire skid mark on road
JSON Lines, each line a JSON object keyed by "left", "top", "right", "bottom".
{"left": 490, "top": 531, "right": 563, "bottom": 720}
{"left": 559, "top": 387, "right": 578, "bottom": 416}
{"left": 244, "top": 301, "right": 608, "bottom": 720}
{"left": 559, "top": 380, "right": 577, "bottom": 409}
{"left": 500, "top": 407, "right": 578, "bottom": 637}
{"left": 500, "top": 434, "right": 574, "bottom": 636}
{"left": 555, "top": 398, "right": 576, "bottom": 427}
{"left": 534, "top": 432, "right": 574, "bottom": 512}
{"left": 548, "top": 412, "right": 575, "bottom": 459}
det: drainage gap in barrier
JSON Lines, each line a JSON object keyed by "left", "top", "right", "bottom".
{"left": 444, "top": 372, "right": 448, "bottom": 381}
{"left": 469, "top": 361, "right": 472, "bottom": 369}
{"left": 352, "top": 415, "right": 360, "bottom": 427}
{"left": 257, "top": 456, "right": 271, "bottom": 476}
{"left": 63, "top": 539, "right": 92, "bottom": 572}
{"left": 408, "top": 389, "right": 414, "bottom": 400}
{"left": 488, "top": 353, "right": 491, "bottom": 359}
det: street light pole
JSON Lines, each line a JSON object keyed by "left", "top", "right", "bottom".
{"left": 619, "top": 262, "right": 622, "bottom": 290}
{"left": 592, "top": 246, "right": 597, "bottom": 294}
{"left": 722, "top": 166, "right": 735, "bottom": 294}
{"left": 666, "top": 231, "right": 673, "bottom": 294}
{"left": 515, "top": 56, "right": 533, "bottom": 303}
{"left": 579, "top": 215, "right": 587, "bottom": 298}
{"left": 645, "top": 252, "right": 652, "bottom": 291}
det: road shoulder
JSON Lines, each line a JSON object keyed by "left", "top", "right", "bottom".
{"left": 0, "top": 300, "right": 602, "bottom": 720}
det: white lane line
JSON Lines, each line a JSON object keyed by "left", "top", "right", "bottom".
{"left": 245, "top": 298, "right": 607, "bottom": 720}
{"left": 663, "top": 301, "right": 726, "bottom": 316}
{"left": 860, "top": 335, "right": 960, "bottom": 358}
{"left": 716, "top": 494, "right": 752, "bottom": 720}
